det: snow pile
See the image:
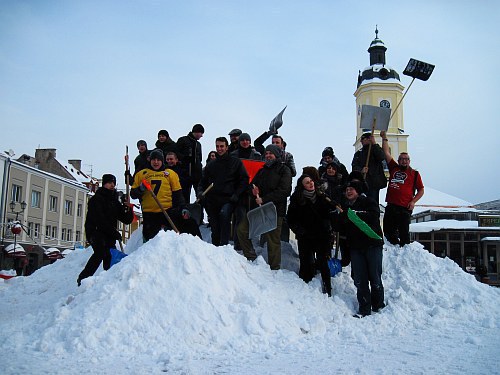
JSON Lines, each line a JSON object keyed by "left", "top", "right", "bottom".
{"left": 0, "top": 231, "right": 499, "bottom": 374}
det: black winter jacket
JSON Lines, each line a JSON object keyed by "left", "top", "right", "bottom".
{"left": 332, "top": 195, "right": 383, "bottom": 249}
{"left": 84, "top": 187, "right": 134, "bottom": 245}
{"left": 351, "top": 144, "right": 387, "bottom": 190}
{"left": 177, "top": 132, "right": 203, "bottom": 182}
{"left": 287, "top": 191, "right": 335, "bottom": 240}
{"left": 199, "top": 152, "right": 249, "bottom": 205}
{"left": 250, "top": 160, "right": 292, "bottom": 217}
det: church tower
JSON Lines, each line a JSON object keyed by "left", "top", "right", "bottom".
{"left": 354, "top": 27, "right": 408, "bottom": 155}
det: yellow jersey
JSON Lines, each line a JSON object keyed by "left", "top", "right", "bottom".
{"left": 132, "top": 168, "right": 182, "bottom": 213}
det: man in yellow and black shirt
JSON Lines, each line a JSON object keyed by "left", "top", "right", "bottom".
{"left": 131, "top": 149, "right": 201, "bottom": 241}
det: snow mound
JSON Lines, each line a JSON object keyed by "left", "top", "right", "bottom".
{"left": 0, "top": 232, "right": 499, "bottom": 373}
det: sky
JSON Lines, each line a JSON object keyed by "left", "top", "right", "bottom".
{"left": 1, "top": 0, "right": 499, "bottom": 204}
{"left": 1, "top": 228, "right": 499, "bottom": 374}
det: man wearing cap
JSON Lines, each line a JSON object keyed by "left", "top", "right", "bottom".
{"left": 230, "top": 133, "right": 262, "bottom": 249}
{"left": 78, "top": 174, "right": 134, "bottom": 286}
{"left": 177, "top": 124, "right": 205, "bottom": 202}
{"left": 131, "top": 149, "right": 201, "bottom": 241}
{"left": 380, "top": 130, "right": 424, "bottom": 246}
{"left": 237, "top": 144, "right": 292, "bottom": 270}
{"left": 228, "top": 128, "right": 242, "bottom": 153}
{"left": 351, "top": 131, "right": 387, "bottom": 204}
{"left": 230, "top": 133, "right": 261, "bottom": 161}
{"left": 332, "top": 178, "right": 385, "bottom": 317}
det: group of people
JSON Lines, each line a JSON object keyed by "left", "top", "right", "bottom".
{"left": 80, "top": 123, "right": 424, "bottom": 318}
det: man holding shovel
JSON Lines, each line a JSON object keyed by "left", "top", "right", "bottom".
{"left": 131, "top": 149, "right": 201, "bottom": 242}
{"left": 351, "top": 131, "right": 387, "bottom": 204}
{"left": 237, "top": 145, "right": 292, "bottom": 270}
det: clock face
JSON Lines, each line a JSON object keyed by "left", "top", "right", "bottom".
{"left": 380, "top": 100, "right": 390, "bottom": 108}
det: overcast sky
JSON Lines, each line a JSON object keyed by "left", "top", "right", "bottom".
{"left": 1, "top": 0, "right": 499, "bottom": 204}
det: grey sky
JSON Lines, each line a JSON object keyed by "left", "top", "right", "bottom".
{"left": 1, "top": 0, "right": 499, "bottom": 203}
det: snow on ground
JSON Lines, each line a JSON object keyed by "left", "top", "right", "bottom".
{"left": 0, "top": 227, "right": 499, "bottom": 374}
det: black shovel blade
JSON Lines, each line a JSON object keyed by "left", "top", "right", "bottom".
{"left": 403, "top": 58, "right": 435, "bottom": 81}
{"left": 186, "top": 203, "right": 202, "bottom": 226}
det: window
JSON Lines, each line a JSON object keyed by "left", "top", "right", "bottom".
{"left": 34, "top": 223, "right": 40, "bottom": 238}
{"left": 67, "top": 229, "right": 72, "bottom": 241}
{"left": 49, "top": 195, "right": 58, "bottom": 212}
{"left": 77, "top": 203, "right": 82, "bottom": 217}
{"left": 76, "top": 231, "right": 81, "bottom": 242}
{"left": 61, "top": 228, "right": 66, "bottom": 241}
{"left": 65, "top": 200, "right": 73, "bottom": 215}
{"left": 45, "top": 225, "right": 51, "bottom": 238}
{"left": 28, "top": 222, "right": 34, "bottom": 236}
{"left": 31, "top": 190, "right": 41, "bottom": 208}
{"left": 51, "top": 226, "right": 57, "bottom": 239}
{"left": 11, "top": 184, "right": 23, "bottom": 202}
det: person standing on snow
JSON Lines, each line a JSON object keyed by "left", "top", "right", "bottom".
{"left": 237, "top": 144, "right": 292, "bottom": 270}
{"left": 130, "top": 149, "right": 201, "bottom": 242}
{"left": 380, "top": 130, "right": 424, "bottom": 246}
{"left": 351, "top": 131, "right": 387, "bottom": 205}
{"left": 332, "top": 179, "right": 385, "bottom": 317}
{"left": 177, "top": 124, "right": 205, "bottom": 203}
{"left": 78, "top": 174, "right": 134, "bottom": 286}
{"left": 198, "top": 137, "right": 248, "bottom": 246}
{"left": 287, "top": 174, "right": 337, "bottom": 296}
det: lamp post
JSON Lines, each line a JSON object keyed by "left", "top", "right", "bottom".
{"left": 9, "top": 200, "right": 27, "bottom": 253}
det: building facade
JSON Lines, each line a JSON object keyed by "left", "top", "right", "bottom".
{"left": 0, "top": 151, "right": 89, "bottom": 275}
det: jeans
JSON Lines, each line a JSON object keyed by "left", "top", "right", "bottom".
{"left": 350, "top": 244, "right": 385, "bottom": 315}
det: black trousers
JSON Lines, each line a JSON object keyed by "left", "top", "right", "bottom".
{"left": 297, "top": 237, "right": 331, "bottom": 294}
{"left": 143, "top": 210, "right": 201, "bottom": 242}
{"left": 383, "top": 203, "right": 412, "bottom": 246}
{"left": 78, "top": 234, "right": 113, "bottom": 282}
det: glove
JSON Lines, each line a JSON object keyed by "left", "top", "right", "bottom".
{"left": 124, "top": 170, "right": 133, "bottom": 184}
{"left": 113, "top": 230, "right": 122, "bottom": 241}
{"left": 181, "top": 209, "right": 191, "bottom": 219}
{"left": 229, "top": 193, "right": 239, "bottom": 204}
{"left": 122, "top": 203, "right": 131, "bottom": 213}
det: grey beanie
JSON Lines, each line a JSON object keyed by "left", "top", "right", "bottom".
{"left": 265, "top": 144, "right": 281, "bottom": 159}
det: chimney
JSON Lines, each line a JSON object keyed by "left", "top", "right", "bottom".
{"left": 68, "top": 159, "right": 82, "bottom": 171}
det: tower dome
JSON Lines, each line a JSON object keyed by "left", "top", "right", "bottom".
{"left": 357, "top": 27, "right": 400, "bottom": 88}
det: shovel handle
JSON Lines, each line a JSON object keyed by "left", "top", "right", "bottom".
{"left": 142, "top": 179, "right": 180, "bottom": 234}
{"left": 195, "top": 183, "right": 214, "bottom": 203}
{"left": 252, "top": 184, "right": 262, "bottom": 206}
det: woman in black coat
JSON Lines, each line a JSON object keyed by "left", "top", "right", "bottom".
{"left": 287, "top": 174, "right": 336, "bottom": 296}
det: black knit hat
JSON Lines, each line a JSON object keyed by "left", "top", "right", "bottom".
{"left": 158, "top": 129, "right": 169, "bottom": 138}
{"left": 192, "top": 124, "right": 205, "bottom": 133}
{"left": 322, "top": 147, "right": 334, "bottom": 158}
{"left": 102, "top": 174, "right": 116, "bottom": 185}
{"left": 137, "top": 139, "right": 147, "bottom": 148}
{"left": 149, "top": 149, "right": 164, "bottom": 161}
{"left": 346, "top": 180, "right": 364, "bottom": 195}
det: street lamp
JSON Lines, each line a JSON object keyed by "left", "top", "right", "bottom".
{"left": 9, "top": 200, "right": 27, "bottom": 253}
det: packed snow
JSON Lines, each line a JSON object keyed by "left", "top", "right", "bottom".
{"left": 1, "top": 226, "right": 499, "bottom": 374}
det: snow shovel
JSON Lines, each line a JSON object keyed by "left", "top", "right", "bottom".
{"left": 186, "top": 183, "right": 213, "bottom": 226}
{"left": 246, "top": 190, "right": 277, "bottom": 239}
{"left": 110, "top": 240, "right": 127, "bottom": 268}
